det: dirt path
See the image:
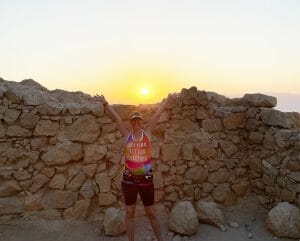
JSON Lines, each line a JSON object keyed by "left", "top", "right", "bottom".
{"left": 0, "top": 196, "right": 295, "bottom": 241}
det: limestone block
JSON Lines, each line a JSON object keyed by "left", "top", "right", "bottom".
{"left": 30, "top": 174, "right": 50, "bottom": 193}
{"left": 13, "top": 170, "right": 32, "bottom": 181}
{"left": 207, "top": 160, "right": 225, "bottom": 172}
{"left": 185, "top": 166, "right": 208, "bottom": 184}
{"left": 79, "top": 179, "right": 95, "bottom": 199}
{"left": 30, "top": 136, "right": 48, "bottom": 150}
{"left": 161, "top": 144, "right": 181, "bottom": 161}
{"left": 168, "top": 201, "right": 198, "bottom": 236}
{"left": 262, "top": 159, "right": 279, "bottom": 178}
{"left": 248, "top": 132, "right": 264, "bottom": 144}
{"left": 274, "top": 129, "right": 297, "bottom": 149}
{"left": 42, "top": 190, "right": 78, "bottom": 209}
{"left": 63, "top": 199, "right": 91, "bottom": 220}
{"left": 58, "top": 115, "right": 100, "bottom": 143}
{"left": 219, "top": 140, "right": 238, "bottom": 157}
{"left": 7, "top": 125, "right": 32, "bottom": 137}
{"left": 19, "top": 112, "right": 40, "bottom": 129}
{"left": 103, "top": 207, "right": 126, "bottom": 236}
{"left": 66, "top": 171, "right": 86, "bottom": 191}
{"left": 82, "top": 163, "right": 97, "bottom": 178}
{"left": 202, "top": 119, "right": 222, "bottom": 132}
{"left": 260, "top": 108, "right": 295, "bottom": 129}
{"left": 194, "top": 141, "right": 217, "bottom": 159}
{"left": 212, "top": 183, "right": 231, "bottom": 202}
{"left": 0, "top": 197, "right": 24, "bottom": 214}
{"left": 98, "top": 193, "right": 117, "bottom": 206}
{"left": 208, "top": 168, "right": 230, "bottom": 183}
{"left": 223, "top": 113, "right": 246, "bottom": 130}
{"left": 25, "top": 192, "right": 43, "bottom": 211}
{"left": 84, "top": 144, "right": 107, "bottom": 163}
{"left": 243, "top": 93, "right": 277, "bottom": 107}
{"left": 95, "top": 173, "right": 111, "bottom": 192}
{"left": 196, "top": 106, "right": 209, "bottom": 119}
{"left": 3, "top": 109, "right": 21, "bottom": 123}
{"left": 231, "top": 181, "right": 249, "bottom": 196}
{"left": 182, "top": 143, "right": 193, "bottom": 160}
{"left": 34, "top": 119, "right": 59, "bottom": 136}
{"left": 171, "top": 119, "right": 199, "bottom": 132}
{"left": 287, "top": 172, "right": 300, "bottom": 183}
{"left": 49, "top": 174, "right": 66, "bottom": 189}
{"left": 41, "top": 141, "right": 83, "bottom": 166}
{"left": 36, "top": 102, "right": 64, "bottom": 115}
{"left": 0, "top": 180, "right": 22, "bottom": 197}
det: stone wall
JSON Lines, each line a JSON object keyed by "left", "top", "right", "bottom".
{"left": 0, "top": 78, "right": 299, "bottom": 221}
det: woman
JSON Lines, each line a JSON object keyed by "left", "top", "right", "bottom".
{"left": 95, "top": 94, "right": 173, "bottom": 241}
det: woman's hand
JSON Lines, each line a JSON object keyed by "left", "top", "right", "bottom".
{"left": 92, "top": 94, "right": 109, "bottom": 108}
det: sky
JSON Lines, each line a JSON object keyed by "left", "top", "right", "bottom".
{"left": 0, "top": 0, "right": 299, "bottom": 112}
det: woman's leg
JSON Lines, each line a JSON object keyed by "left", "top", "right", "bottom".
{"left": 144, "top": 205, "right": 163, "bottom": 241}
{"left": 125, "top": 204, "right": 136, "bottom": 241}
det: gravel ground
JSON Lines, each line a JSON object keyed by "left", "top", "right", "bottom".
{"left": 0, "top": 195, "right": 295, "bottom": 241}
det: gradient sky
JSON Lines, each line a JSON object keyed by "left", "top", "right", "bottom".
{"left": 0, "top": 0, "right": 299, "bottom": 111}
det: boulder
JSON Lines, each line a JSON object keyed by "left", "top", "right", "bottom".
{"left": 168, "top": 201, "right": 198, "bottom": 236}
{"left": 266, "top": 202, "right": 300, "bottom": 238}
{"left": 195, "top": 200, "right": 227, "bottom": 230}
{"left": 103, "top": 207, "right": 126, "bottom": 236}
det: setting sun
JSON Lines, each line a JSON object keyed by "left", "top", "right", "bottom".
{"left": 141, "top": 87, "right": 150, "bottom": 96}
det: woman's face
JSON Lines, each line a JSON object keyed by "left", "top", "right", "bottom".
{"left": 130, "top": 118, "right": 143, "bottom": 130}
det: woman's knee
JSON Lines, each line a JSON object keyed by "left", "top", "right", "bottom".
{"left": 125, "top": 205, "right": 136, "bottom": 219}
{"left": 144, "top": 206, "right": 156, "bottom": 219}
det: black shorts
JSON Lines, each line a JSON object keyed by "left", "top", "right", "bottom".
{"left": 121, "top": 180, "right": 154, "bottom": 206}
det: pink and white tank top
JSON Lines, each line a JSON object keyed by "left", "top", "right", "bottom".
{"left": 124, "top": 130, "right": 151, "bottom": 175}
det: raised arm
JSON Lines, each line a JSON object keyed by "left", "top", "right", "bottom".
{"left": 93, "top": 94, "right": 130, "bottom": 137}
{"left": 146, "top": 93, "right": 173, "bottom": 133}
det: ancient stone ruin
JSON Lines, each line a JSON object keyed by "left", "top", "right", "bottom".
{"left": 0, "top": 77, "right": 299, "bottom": 237}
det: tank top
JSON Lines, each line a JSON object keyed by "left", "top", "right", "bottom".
{"left": 124, "top": 130, "right": 151, "bottom": 175}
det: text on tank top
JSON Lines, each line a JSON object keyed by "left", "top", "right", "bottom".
{"left": 124, "top": 130, "right": 151, "bottom": 175}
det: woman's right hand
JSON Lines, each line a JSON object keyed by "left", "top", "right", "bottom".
{"left": 93, "top": 94, "right": 106, "bottom": 102}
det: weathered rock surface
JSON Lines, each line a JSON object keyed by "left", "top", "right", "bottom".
{"left": 266, "top": 202, "right": 300, "bottom": 238}
{"left": 103, "top": 207, "right": 126, "bottom": 236}
{"left": 168, "top": 201, "right": 198, "bottom": 236}
{"left": 195, "top": 200, "right": 227, "bottom": 230}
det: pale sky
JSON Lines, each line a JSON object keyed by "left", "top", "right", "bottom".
{"left": 0, "top": 0, "right": 299, "bottom": 112}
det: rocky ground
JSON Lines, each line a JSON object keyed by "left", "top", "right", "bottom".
{"left": 0, "top": 195, "right": 296, "bottom": 241}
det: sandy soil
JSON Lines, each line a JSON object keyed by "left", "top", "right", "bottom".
{"left": 0, "top": 195, "right": 296, "bottom": 241}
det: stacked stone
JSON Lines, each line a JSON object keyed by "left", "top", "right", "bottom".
{"left": 242, "top": 93, "right": 300, "bottom": 208}
{"left": 0, "top": 78, "right": 299, "bottom": 222}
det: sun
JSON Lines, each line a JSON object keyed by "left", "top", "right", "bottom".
{"left": 140, "top": 87, "right": 150, "bottom": 96}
